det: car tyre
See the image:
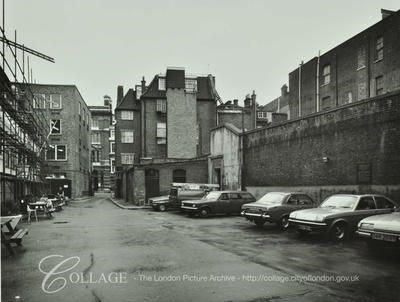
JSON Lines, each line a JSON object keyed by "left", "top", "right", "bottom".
{"left": 254, "top": 219, "right": 265, "bottom": 228}
{"left": 199, "top": 207, "right": 210, "bottom": 218}
{"left": 158, "top": 204, "right": 167, "bottom": 212}
{"left": 330, "top": 222, "right": 348, "bottom": 241}
{"left": 278, "top": 216, "right": 290, "bottom": 230}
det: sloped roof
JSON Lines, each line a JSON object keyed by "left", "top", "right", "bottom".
{"left": 141, "top": 75, "right": 166, "bottom": 99}
{"left": 115, "top": 89, "right": 140, "bottom": 110}
{"left": 211, "top": 123, "right": 242, "bottom": 136}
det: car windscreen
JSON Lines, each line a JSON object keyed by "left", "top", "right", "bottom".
{"left": 256, "top": 193, "right": 286, "bottom": 204}
{"left": 202, "top": 192, "right": 220, "bottom": 200}
{"left": 320, "top": 195, "right": 358, "bottom": 209}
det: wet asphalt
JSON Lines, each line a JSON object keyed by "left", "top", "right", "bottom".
{"left": 1, "top": 193, "right": 399, "bottom": 302}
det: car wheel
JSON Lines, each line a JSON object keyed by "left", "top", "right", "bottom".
{"left": 330, "top": 223, "right": 348, "bottom": 241}
{"left": 278, "top": 216, "right": 290, "bottom": 230}
{"left": 199, "top": 207, "right": 210, "bottom": 218}
{"left": 158, "top": 204, "right": 167, "bottom": 212}
{"left": 254, "top": 220, "right": 265, "bottom": 228}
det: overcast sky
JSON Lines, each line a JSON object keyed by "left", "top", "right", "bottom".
{"left": 3, "top": 0, "right": 399, "bottom": 107}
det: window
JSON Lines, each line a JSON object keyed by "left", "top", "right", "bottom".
{"left": 110, "top": 142, "right": 115, "bottom": 153}
{"left": 321, "top": 96, "right": 331, "bottom": 110}
{"left": 121, "top": 130, "right": 134, "bottom": 143}
{"left": 229, "top": 193, "right": 240, "bottom": 199}
{"left": 121, "top": 110, "right": 134, "bottom": 120}
{"left": 322, "top": 65, "right": 330, "bottom": 85}
{"left": 86, "top": 113, "right": 90, "bottom": 128}
{"left": 50, "top": 94, "right": 62, "bottom": 109}
{"left": 156, "top": 100, "right": 167, "bottom": 113}
{"left": 357, "top": 47, "right": 366, "bottom": 69}
{"left": 298, "top": 195, "right": 314, "bottom": 205}
{"left": 33, "top": 94, "right": 46, "bottom": 109}
{"left": 159, "top": 77, "right": 166, "bottom": 90}
{"left": 121, "top": 153, "right": 134, "bottom": 165}
{"left": 257, "top": 111, "right": 267, "bottom": 119}
{"left": 375, "top": 197, "right": 395, "bottom": 209}
{"left": 172, "top": 169, "right": 186, "bottom": 183}
{"left": 356, "top": 197, "right": 376, "bottom": 210}
{"left": 78, "top": 102, "right": 81, "bottom": 117}
{"left": 347, "top": 92, "right": 353, "bottom": 103}
{"left": 91, "top": 119, "right": 99, "bottom": 129}
{"left": 92, "top": 150, "right": 100, "bottom": 162}
{"left": 110, "top": 129, "right": 115, "bottom": 139}
{"left": 185, "top": 79, "right": 197, "bottom": 92}
{"left": 220, "top": 193, "right": 229, "bottom": 200}
{"left": 50, "top": 119, "right": 61, "bottom": 134}
{"left": 110, "top": 159, "right": 116, "bottom": 173}
{"left": 92, "top": 132, "right": 101, "bottom": 144}
{"left": 46, "top": 145, "right": 67, "bottom": 161}
{"left": 375, "top": 76, "right": 384, "bottom": 96}
{"left": 375, "top": 36, "right": 383, "bottom": 61}
{"left": 157, "top": 123, "right": 166, "bottom": 144}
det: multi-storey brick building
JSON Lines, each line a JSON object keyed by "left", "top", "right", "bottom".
{"left": 28, "top": 84, "right": 91, "bottom": 198}
{"left": 89, "top": 96, "right": 113, "bottom": 192}
{"left": 114, "top": 67, "right": 218, "bottom": 202}
{"left": 289, "top": 9, "right": 400, "bottom": 119}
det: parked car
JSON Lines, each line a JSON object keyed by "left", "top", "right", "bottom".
{"left": 289, "top": 194, "right": 398, "bottom": 241}
{"left": 44, "top": 194, "right": 65, "bottom": 211}
{"left": 241, "top": 192, "right": 316, "bottom": 229}
{"left": 356, "top": 208, "right": 400, "bottom": 247}
{"left": 150, "top": 196, "right": 170, "bottom": 212}
{"left": 181, "top": 191, "right": 256, "bottom": 217}
{"left": 153, "top": 183, "right": 220, "bottom": 212}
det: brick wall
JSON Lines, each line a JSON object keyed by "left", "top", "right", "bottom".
{"left": 166, "top": 89, "right": 197, "bottom": 158}
{"left": 197, "top": 100, "right": 217, "bottom": 155}
{"left": 143, "top": 99, "right": 167, "bottom": 158}
{"left": 243, "top": 92, "right": 400, "bottom": 201}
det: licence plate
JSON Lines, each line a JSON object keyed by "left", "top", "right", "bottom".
{"left": 298, "top": 225, "right": 312, "bottom": 231}
{"left": 372, "top": 233, "right": 397, "bottom": 242}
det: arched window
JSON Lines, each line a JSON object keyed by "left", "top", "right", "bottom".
{"left": 172, "top": 169, "right": 186, "bottom": 183}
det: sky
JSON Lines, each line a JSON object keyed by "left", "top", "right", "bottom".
{"left": 2, "top": 0, "right": 399, "bottom": 107}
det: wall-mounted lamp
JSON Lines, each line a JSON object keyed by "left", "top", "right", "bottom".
{"left": 322, "top": 156, "right": 329, "bottom": 163}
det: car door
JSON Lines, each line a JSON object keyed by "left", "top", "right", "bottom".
{"left": 374, "top": 196, "right": 397, "bottom": 215}
{"left": 216, "top": 193, "right": 230, "bottom": 213}
{"left": 229, "top": 193, "right": 243, "bottom": 214}
{"left": 298, "top": 194, "right": 315, "bottom": 210}
{"left": 352, "top": 196, "right": 378, "bottom": 229}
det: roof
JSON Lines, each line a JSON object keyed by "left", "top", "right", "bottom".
{"left": 115, "top": 88, "right": 140, "bottom": 110}
{"left": 211, "top": 123, "right": 242, "bottom": 136}
{"left": 141, "top": 75, "right": 166, "bottom": 99}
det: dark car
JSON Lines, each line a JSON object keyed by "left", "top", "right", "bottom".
{"left": 181, "top": 191, "right": 256, "bottom": 217}
{"left": 289, "top": 194, "right": 398, "bottom": 241}
{"left": 241, "top": 192, "right": 316, "bottom": 229}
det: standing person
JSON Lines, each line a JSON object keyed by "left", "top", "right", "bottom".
{"left": 58, "top": 186, "right": 66, "bottom": 205}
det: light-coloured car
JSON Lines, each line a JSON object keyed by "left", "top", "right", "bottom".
{"left": 289, "top": 194, "right": 398, "bottom": 241}
{"left": 356, "top": 209, "right": 400, "bottom": 246}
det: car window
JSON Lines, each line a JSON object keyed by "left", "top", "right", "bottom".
{"left": 287, "top": 195, "right": 299, "bottom": 205}
{"left": 375, "top": 197, "right": 395, "bottom": 209}
{"left": 356, "top": 197, "right": 376, "bottom": 210}
{"left": 220, "top": 193, "right": 229, "bottom": 200}
{"left": 239, "top": 193, "right": 254, "bottom": 200}
{"left": 229, "top": 193, "right": 240, "bottom": 199}
{"left": 298, "top": 195, "right": 313, "bottom": 205}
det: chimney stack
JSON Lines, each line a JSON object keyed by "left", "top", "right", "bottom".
{"left": 281, "top": 84, "right": 288, "bottom": 96}
{"left": 251, "top": 90, "right": 257, "bottom": 107}
{"left": 117, "top": 86, "right": 124, "bottom": 105}
{"left": 233, "top": 99, "right": 238, "bottom": 107}
{"left": 141, "top": 76, "right": 146, "bottom": 93}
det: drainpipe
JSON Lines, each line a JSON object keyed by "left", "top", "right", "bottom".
{"left": 316, "top": 51, "right": 320, "bottom": 112}
{"left": 298, "top": 61, "right": 303, "bottom": 117}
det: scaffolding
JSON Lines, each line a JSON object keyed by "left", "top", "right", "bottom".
{"left": 0, "top": 0, "right": 55, "bottom": 208}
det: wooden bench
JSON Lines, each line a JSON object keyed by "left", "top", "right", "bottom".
{"left": 9, "top": 228, "right": 29, "bottom": 246}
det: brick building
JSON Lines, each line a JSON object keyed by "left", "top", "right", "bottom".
{"left": 28, "top": 84, "right": 91, "bottom": 198}
{"left": 289, "top": 9, "right": 400, "bottom": 119}
{"left": 1, "top": 68, "right": 49, "bottom": 212}
{"left": 114, "top": 67, "right": 218, "bottom": 202}
{"left": 89, "top": 95, "right": 113, "bottom": 192}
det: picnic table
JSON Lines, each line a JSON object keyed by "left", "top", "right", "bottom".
{"left": 28, "top": 201, "right": 55, "bottom": 219}
{"left": 1, "top": 217, "right": 28, "bottom": 256}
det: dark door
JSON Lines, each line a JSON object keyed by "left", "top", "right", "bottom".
{"left": 145, "top": 169, "right": 160, "bottom": 201}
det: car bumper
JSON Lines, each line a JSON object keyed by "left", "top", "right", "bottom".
{"left": 181, "top": 206, "right": 200, "bottom": 213}
{"left": 289, "top": 218, "right": 328, "bottom": 232}
{"left": 356, "top": 229, "right": 400, "bottom": 243}
{"left": 241, "top": 211, "right": 270, "bottom": 220}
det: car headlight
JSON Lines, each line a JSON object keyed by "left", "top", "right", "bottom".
{"left": 192, "top": 204, "right": 197, "bottom": 208}
{"left": 360, "top": 223, "right": 374, "bottom": 230}
{"left": 315, "top": 215, "right": 325, "bottom": 222}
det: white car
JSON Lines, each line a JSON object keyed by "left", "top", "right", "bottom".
{"left": 356, "top": 209, "right": 400, "bottom": 245}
